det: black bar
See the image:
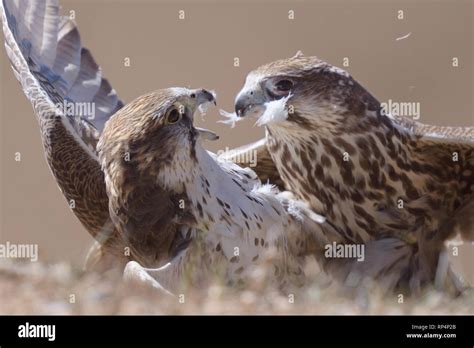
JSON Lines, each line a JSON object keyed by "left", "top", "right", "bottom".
{"left": 0, "top": 315, "right": 473, "bottom": 346}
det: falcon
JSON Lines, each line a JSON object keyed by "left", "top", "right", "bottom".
{"left": 98, "top": 87, "right": 342, "bottom": 293}
{"left": 0, "top": 0, "right": 185, "bottom": 270}
{"left": 225, "top": 52, "right": 474, "bottom": 294}
{"left": 2, "top": 0, "right": 340, "bottom": 292}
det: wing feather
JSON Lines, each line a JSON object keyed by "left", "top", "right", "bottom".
{"left": 1, "top": 0, "right": 126, "bottom": 263}
{"left": 392, "top": 115, "right": 474, "bottom": 144}
{"left": 218, "top": 138, "right": 286, "bottom": 189}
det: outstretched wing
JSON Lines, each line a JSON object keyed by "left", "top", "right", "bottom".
{"left": 392, "top": 115, "right": 474, "bottom": 239}
{"left": 441, "top": 195, "right": 474, "bottom": 242}
{"left": 392, "top": 115, "right": 474, "bottom": 144}
{"left": 2, "top": 0, "right": 187, "bottom": 268}
{"left": 218, "top": 138, "right": 285, "bottom": 189}
{"left": 1, "top": 0, "right": 123, "bottom": 254}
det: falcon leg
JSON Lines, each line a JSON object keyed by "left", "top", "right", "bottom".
{"left": 447, "top": 266, "right": 470, "bottom": 296}
{"left": 123, "top": 261, "right": 175, "bottom": 297}
{"left": 123, "top": 247, "right": 192, "bottom": 295}
{"left": 434, "top": 249, "right": 450, "bottom": 292}
{"left": 434, "top": 249, "right": 470, "bottom": 295}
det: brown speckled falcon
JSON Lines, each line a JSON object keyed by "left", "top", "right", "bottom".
{"left": 98, "top": 87, "right": 342, "bottom": 293}
{"left": 1, "top": 0, "right": 185, "bottom": 270}
{"left": 2, "top": 0, "right": 340, "bottom": 292}
{"left": 227, "top": 52, "right": 474, "bottom": 294}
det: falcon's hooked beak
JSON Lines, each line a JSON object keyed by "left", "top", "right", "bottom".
{"left": 235, "top": 75, "right": 268, "bottom": 117}
{"left": 234, "top": 84, "right": 266, "bottom": 118}
{"left": 192, "top": 88, "right": 216, "bottom": 107}
{"left": 232, "top": 81, "right": 291, "bottom": 127}
{"left": 190, "top": 89, "right": 219, "bottom": 141}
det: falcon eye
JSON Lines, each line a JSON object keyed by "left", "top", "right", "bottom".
{"left": 166, "top": 108, "right": 182, "bottom": 124}
{"left": 275, "top": 79, "right": 293, "bottom": 92}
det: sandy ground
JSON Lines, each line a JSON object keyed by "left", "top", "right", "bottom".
{"left": 1, "top": 258, "right": 473, "bottom": 315}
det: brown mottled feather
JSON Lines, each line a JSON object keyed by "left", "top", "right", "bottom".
{"left": 1, "top": 0, "right": 178, "bottom": 268}
{"left": 219, "top": 138, "right": 286, "bottom": 189}
{"left": 234, "top": 52, "right": 474, "bottom": 294}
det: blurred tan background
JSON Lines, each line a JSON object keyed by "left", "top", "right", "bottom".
{"left": 0, "top": 0, "right": 473, "bottom": 281}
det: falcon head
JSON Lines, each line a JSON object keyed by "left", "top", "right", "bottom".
{"left": 97, "top": 88, "right": 217, "bottom": 263}
{"left": 98, "top": 87, "right": 217, "bottom": 195}
{"left": 234, "top": 52, "right": 380, "bottom": 135}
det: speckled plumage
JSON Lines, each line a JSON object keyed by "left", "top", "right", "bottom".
{"left": 233, "top": 53, "right": 474, "bottom": 294}
{"left": 2, "top": 2, "right": 339, "bottom": 289}
{"left": 0, "top": 0, "right": 181, "bottom": 269}
{"left": 99, "top": 88, "right": 343, "bottom": 293}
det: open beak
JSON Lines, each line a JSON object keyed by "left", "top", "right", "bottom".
{"left": 190, "top": 89, "right": 219, "bottom": 141}
{"left": 193, "top": 88, "right": 217, "bottom": 106}
{"left": 196, "top": 127, "right": 219, "bottom": 141}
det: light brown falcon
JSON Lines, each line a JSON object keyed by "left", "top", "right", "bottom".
{"left": 1, "top": 0, "right": 186, "bottom": 270}
{"left": 226, "top": 52, "right": 473, "bottom": 294}
{"left": 98, "top": 87, "right": 341, "bottom": 293}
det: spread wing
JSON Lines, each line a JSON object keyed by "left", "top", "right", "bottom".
{"left": 1, "top": 0, "right": 124, "bottom": 259}
{"left": 392, "top": 115, "right": 474, "bottom": 144}
{"left": 218, "top": 138, "right": 285, "bottom": 189}
{"left": 441, "top": 195, "right": 474, "bottom": 242}
{"left": 391, "top": 116, "right": 474, "bottom": 240}
{"left": 2, "top": 0, "right": 188, "bottom": 267}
